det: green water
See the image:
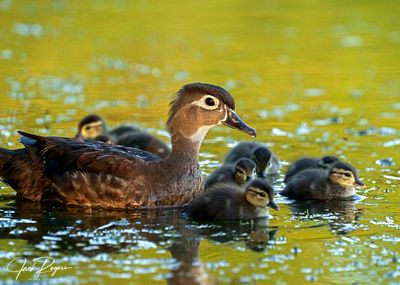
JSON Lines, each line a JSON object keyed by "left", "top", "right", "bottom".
{"left": 0, "top": 0, "right": 399, "bottom": 284}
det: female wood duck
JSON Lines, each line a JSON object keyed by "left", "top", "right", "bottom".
{"left": 224, "top": 142, "right": 280, "bottom": 178}
{"left": 186, "top": 179, "right": 279, "bottom": 220}
{"left": 281, "top": 161, "right": 366, "bottom": 201}
{"left": 204, "top": 158, "right": 256, "bottom": 188}
{"left": 75, "top": 114, "right": 170, "bottom": 158}
{"left": 284, "top": 155, "right": 339, "bottom": 183}
{"left": 0, "top": 83, "right": 256, "bottom": 209}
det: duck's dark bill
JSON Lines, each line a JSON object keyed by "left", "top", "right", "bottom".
{"left": 222, "top": 109, "right": 256, "bottom": 137}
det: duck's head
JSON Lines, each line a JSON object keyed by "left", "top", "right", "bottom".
{"left": 328, "top": 162, "right": 366, "bottom": 188}
{"left": 318, "top": 155, "right": 340, "bottom": 169}
{"left": 251, "top": 146, "right": 272, "bottom": 177}
{"left": 244, "top": 179, "right": 279, "bottom": 210}
{"left": 234, "top": 158, "right": 257, "bottom": 185}
{"left": 166, "top": 83, "right": 256, "bottom": 145}
{"left": 76, "top": 114, "right": 106, "bottom": 139}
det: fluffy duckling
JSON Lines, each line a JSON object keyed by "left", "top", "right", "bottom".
{"left": 224, "top": 142, "right": 280, "bottom": 178}
{"left": 75, "top": 115, "right": 170, "bottom": 158}
{"left": 186, "top": 179, "right": 279, "bottom": 220}
{"left": 281, "top": 161, "right": 366, "bottom": 201}
{"left": 204, "top": 158, "right": 256, "bottom": 188}
{"left": 108, "top": 125, "right": 140, "bottom": 138}
{"left": 115, "top": 131, "right": 171, "bottom": 159}
{"left": 75, "top": 114, "right": 106, "bottom": 141}
{"left": 284, "top": 155, "right": 339, "bottom": 183}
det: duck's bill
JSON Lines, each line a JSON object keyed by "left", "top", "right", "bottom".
{"left": 222, "top": 108, "right": 256, "bottom": 137}
{"left": 355, "top": 178, "right": 366, "bottom": 188}
{"left": 267, "top": 201, "right": 280, "bottom": 211}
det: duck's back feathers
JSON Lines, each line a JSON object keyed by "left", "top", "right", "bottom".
{"left": 223, "top": 142, "right": 259, "bottom": 164}
{"left": 109, "top": 125, "right": 140, "bottom": 138}
{"left": 204, "top": 164, "right": 235, "bottom": 188}
{"left": 115, "top": 131, "right": 171, "bottom": 159}
{"left": 284, "top": 157, "right": 320, "bottom": 183}
{"left": 281, "top": 168, "right": 330, "bottom": 200}
{"left": 186, "top": 185, "right": 250, "bottom": 220}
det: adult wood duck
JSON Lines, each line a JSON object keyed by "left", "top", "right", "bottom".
{"left": 224, "top": 142, "right": 280, "bottom": 178}
{"left": 76, "top": 114, "right": 170, "bottom": 158}
{"left": 0, "top": 83, "right": 256, "bottom": 209}
{"left": 281, "top": 161, "right": 366, "bottom": 201}
{"left": 204, "top": 158, "right": 256, "bottom": 188}
{"left": 185, "top": 179, "right": 279, "bottom": 220}
{"left": 284, "top": 155, "right": 339, "bottom": 183}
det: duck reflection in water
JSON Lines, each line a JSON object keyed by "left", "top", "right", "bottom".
{"left": 0, "top": 200, "right": 277, "bottom": 284}
{"left": 286, "top": 199, "right": 364, "bottom": 235}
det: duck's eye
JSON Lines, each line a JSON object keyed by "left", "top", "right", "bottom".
{"left": 344, "top": 173, "right": 351, "bottom": 177}
{"left": 258, "top": 192, "right": 266, "bottom": 197}
{"left": 85, "top": 126, "right": 91, "bottom": 130}
{"left": 205, "top": 97, "right": 216, "bottom": 106}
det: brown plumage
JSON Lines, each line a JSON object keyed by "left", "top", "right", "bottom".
{"left": 0, "top": 83, "right": 256, "bottom": 209}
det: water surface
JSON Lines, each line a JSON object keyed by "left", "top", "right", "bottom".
{"left": 0, "top": 0, "right": 399, "bottom": 284}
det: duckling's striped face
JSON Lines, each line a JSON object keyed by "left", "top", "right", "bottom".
{"left": 234, "top": 158, "right": 257, "bottom": 184}
{"left": 329, "top": 168, "right": 363, "bottom": 187}
{"left": 245, "top": 186, "right": 270, "bottom": 208}
{"left": 81, "top": 120, "right": 105, "bottom": 139}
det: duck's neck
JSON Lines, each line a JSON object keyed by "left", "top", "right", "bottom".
{"left": 166, "top": 135, "right": 201, "bottom": 164}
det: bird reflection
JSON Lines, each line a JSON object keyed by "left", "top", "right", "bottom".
{"left": 285, "top": 199, "right": 364, "bottom": 235}
{"left": 0, "top": 200, "right": 277, "bottom": 284}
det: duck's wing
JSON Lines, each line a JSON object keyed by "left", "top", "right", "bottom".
{"left": 17, "top": 131, "right": 163, "bottom": 207}
{"left": 0, "top": 148, "right": 51, "bottom": 201}
{"left": 18, "top": 131, "right": 161, "bottom": 179}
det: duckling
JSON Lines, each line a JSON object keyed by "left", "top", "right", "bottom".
{"left": 0, "top": 83, "right": 256, "bottom": 208}
{"left": 115, "top": 130, "right": 171, "bottom": 159}
{"left": 224, "top": 142, "right": 280, "bottom": 178}
{"left": 74, "top": 114, "right": 106, "bottom": 141}
{"left": 108, "top": 125, "right": 140, "bottom": 138}
{"left": 93, "top": 134, "right": 115, "bottom": 144}
{"left": 204, "top": 158, "right": 256, "bottom": 188}
{"left": 75, "top": 114, "right": 170, "bottom": 158}
{"left": 281, "top": 161, "right": 366, "bottom": 201}
{"left": 284, "top": 155, "right": 339, "bottom": 183}
{"left": 186, "top": 179, "right": 279, "bottom": 220}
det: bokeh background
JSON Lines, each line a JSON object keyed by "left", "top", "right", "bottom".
{"left": 0, "top": 0, "right": 399, "bottom": 284}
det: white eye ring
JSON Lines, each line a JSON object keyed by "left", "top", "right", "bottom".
{"left": 201, "top": 95, "right": 219, "bottom": 110}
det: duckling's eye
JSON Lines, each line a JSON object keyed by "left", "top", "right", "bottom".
{"left": 205, "top": 97, "right": 216, "bottom": 106}
{"left": 344, "top": 173, "right": 351, "bottom": 177}
{"left": 258, "top": 192, "right": 266, "bottom": 197}
{"left": 85, "top": 126, "right": 91, "bottom": 130}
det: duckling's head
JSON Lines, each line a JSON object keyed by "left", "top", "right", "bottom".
{"left": 166, "top": 83, "right": 256, "bottom": 145}
{"left": 234, "top": 158, "right": 257, "bottom": 185}
{"left": 77, "top": 114, "right": 106, "bottom": 139}
{"left": 251, "top": 146, "right": 272, "bottom": 177}
{"left": 328, "top": 162, "right": 366, "bottom": 188}
{"left": 318, "top": 155, "right": 340, "bottom": 169}
{"left": 244, "top": 179, "right": 279, "bottom": 210}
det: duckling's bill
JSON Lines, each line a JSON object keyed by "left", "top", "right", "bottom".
{"left": 222, "top": 108, "right": 256, "bottom": 137}
{"left": 268, "top": 201, "right": 280, "bottom": 211}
